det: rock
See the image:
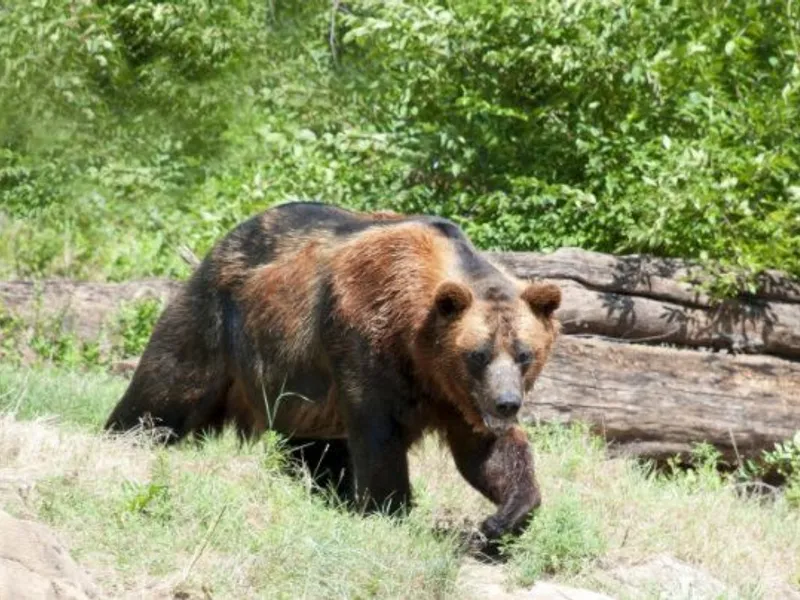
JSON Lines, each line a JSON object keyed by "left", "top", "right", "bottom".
{"left": 456, "top": 558, "right": 616, "bottom": 600}
{"left": 597, "top": 554, "right": 727, "bottom": 600}
{"left": 0, "top": 510, "right": 99, "bottom": 600}
{"left": 527, "top": 581, "right": 617, "bottom": 600}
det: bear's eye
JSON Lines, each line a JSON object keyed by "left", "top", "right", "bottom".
{"left": 516, "top": 349, "right": 534, "bottom": 367}
{"left": 465, "top": 348, "right": 492, "bottom": 372}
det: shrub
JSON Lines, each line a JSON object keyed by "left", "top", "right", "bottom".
{"left": 1, "top": 0, "right": 798, "bottom": 292}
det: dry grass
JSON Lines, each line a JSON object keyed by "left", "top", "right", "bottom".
{"left": 1, "top": 364, "right": 800, "bottom": 599}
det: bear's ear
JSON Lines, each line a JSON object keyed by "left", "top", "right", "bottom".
{"left": 434, "top": 281, "right": 473, "bottom": 319}
{"left": 521, "top": 282, "right": 561, "bottom": 318}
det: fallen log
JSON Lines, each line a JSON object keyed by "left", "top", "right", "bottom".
{"left": 4, "top": 274, "right": 800, "bottom": 360}
{"left": 528, "top": 337, "right": 800, "bottom": 461}
{"left": 489, "top": 249, "right": 800, "bottom": 360}
{"left": 488, "top": 247, "right": 800, "bottom": 306}
{"left": 0, "top": 279, "right": 179, "bottom": 340}
{"left": 554, "top": 280, "right": 800, "bottom": 359}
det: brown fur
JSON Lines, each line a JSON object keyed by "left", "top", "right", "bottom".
{"left": 241, "top": 241, "right": 323, "bottom": 364}
{"left": 105, "top": 202, "right": 561, "bottom": 548}
{"left": 330, "top": 224, "right": 458, "bottom": 351}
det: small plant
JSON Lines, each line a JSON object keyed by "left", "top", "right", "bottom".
{"left": 733, "top": 432, "right": 800, "bottom": 508}
{"left": 30, "top": 329, "right": 79, "bottom": 366}
{"left": 502, "top": 491, "right": 606, "bottom": 586}
{"left": 259, "top": 429, "right": 291, "bottom": 475}
{"left": 120, "top": 453, "right": 173, "bottom": 523}
{"left": 690, "top": 442, "right": 726, "bottom": 488}
{"left": 0, "top": 303, "right": 24, "bottom": 365}
{"left": 762, "top": 433, "right": 800, "bottom": 508}
{"left": 115, "top": 298, "right": 164, "bottom": 358}
{"left": 28, "top": 314, "right": 106, "bottom": 370}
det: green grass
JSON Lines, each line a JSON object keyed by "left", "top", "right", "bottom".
{"left": 0, "top": 364, "right": 126, "bottom": 429}
{"left": 34, "top": 436, "right": 458, "bottom": 599}
{"left": 1, "top": 364, "right": 800, "bottom": 599}
{"left": 503, "top": 491, "right": 606, "bottom": 586}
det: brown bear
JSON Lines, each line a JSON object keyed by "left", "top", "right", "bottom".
{"left": 105, "top": 201, "right": 561, "bottom": 543}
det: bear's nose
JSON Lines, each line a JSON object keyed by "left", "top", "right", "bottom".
{"left": 495, "top": 392, "right": 522, "bottom": 418}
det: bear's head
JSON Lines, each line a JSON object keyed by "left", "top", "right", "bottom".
{"left": 421, "top": 278, "right": 561, "bottom": 435}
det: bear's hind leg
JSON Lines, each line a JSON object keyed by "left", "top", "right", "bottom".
{"left": 285, "top": 438, "right": 354, "bottom": 504}
{"left": 105, "top": 290, "right": 231, "bottom": 442}
{"left": 105, "top": 355, "right": 231, "bottom": 442}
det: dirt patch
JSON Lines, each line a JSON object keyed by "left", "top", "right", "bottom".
{"left": 457, "top": 558, "right": 615, "bottom": 599}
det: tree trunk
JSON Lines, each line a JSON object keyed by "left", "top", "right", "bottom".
{"left": 488, "top": 249, "right": 800, "bottom": 361}
{"left": 552, "top": 280, "right": 800, "bottom": 360}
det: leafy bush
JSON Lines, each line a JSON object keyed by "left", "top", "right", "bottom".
{"left": 339, "top": 0, "right": 800, "bottom": 275}
{"left": 1, "top": 0, "right": 799, "bottom": 290}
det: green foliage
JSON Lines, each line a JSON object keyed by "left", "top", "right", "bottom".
{"left": 741, "top": 432, "right": 800, "bottom": 508}
{"left": 114, "top": 298, "right": 163, "bottom": 358}
{"left": 120, "top": 453, "right": 173, "bottom": 522}
{"left": 763, "top": 434, "right": 800, "bottom": 508}
{"left": 0, "top": 296, "right": 161, "bottom": 371}
{"left": 665, "top": 442, "right": 730, "bottom": 492}
{"left": 1, "top": 299, "right": 108, "bottom": 370}
{"left": 502, "top": 491, "right": 606, "bottom": 585}
{"left": 669, "top": 437, "right": 800, "bottom": 507}
{"left": 1, "top": 0, "right": 799, "bottom": 292}
{"left": 339, "top": 0, "right": 800, "bottom": 278}
{"left": 0, "top": 303, "right": 25, "bottom": 365}
{"left": 30, "top": 321, "right": 104, "bottom": 369}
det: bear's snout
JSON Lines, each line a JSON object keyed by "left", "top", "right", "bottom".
{"left": 484, "top": 353, "right": 523, "bottom": 422}
{"left": 494, "top": 391, "right": 522, "bottom": 418}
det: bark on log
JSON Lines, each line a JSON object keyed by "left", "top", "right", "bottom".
{"left": 554, "top": 280, "right": 800, "bottom": 359}
{"left": 486, "top": 248, "right": 800, "bottom": 361}
{"left": 488, "top": 248, "right": 800, "bottom": 306}
{"left": 0, "top": 279, "right": 180, "bottom": 340}
{"left": 527, "top": 337, "right": 800, "bottom": 461}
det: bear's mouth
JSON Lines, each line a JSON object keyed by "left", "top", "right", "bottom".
{"left": 481, "top": 413, "right": 517, "bottom": 436}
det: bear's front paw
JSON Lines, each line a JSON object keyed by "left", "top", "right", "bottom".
{"left": 466, "top": 517, "right": 505, "bottom": 559}
{"left": 479, "top": 514, "right": 506, "bottom": 541}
